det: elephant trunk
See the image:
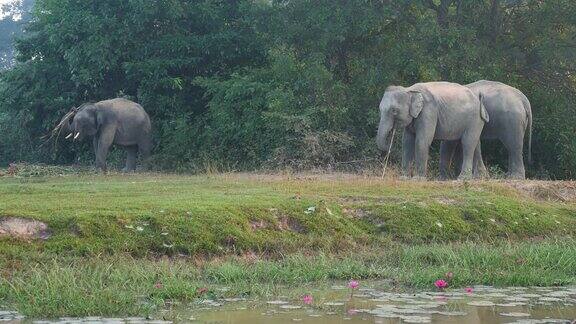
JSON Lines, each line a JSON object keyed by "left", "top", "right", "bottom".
{"left": 376, "top": 118, "right": 394, "bottom": 152}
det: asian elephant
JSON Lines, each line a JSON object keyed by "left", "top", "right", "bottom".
{"left": 55, "top": 98, "right": 152, "bottom": 171}
{"left": 439, "top": 80, "right": 532, "bottom": 180}
{"left": 376, "top": 82, "right": 488, "bottom": 180}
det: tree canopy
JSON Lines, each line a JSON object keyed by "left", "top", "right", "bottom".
{"left": 0, "top": 0, "right": 574, "bottom": 178}
{"left": 0, "top": 0, "right": 34, "bottom": 70}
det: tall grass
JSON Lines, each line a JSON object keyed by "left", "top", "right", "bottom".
{"left": 1, "top": 240, "right": 575, "bottom": 318}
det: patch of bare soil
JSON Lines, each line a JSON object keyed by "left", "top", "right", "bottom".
{"left": 249, "top": 209, "right": 306, "bottom": 233}
{"left": 502, "top": 181, "right": 576, "bottom": 203}
{"left": 342, "top": 208, "right": 371, "bottom": 219}
{"left": 0, "top": 217, "right": 51, "bottom": 240}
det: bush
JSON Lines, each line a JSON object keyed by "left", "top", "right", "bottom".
{"left": 0, "top": 0, "right": 574, "bottom": 178}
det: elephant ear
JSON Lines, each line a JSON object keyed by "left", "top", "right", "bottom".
{"left": 479, "top": 94, "right": 490, "bottom": 123}
{"left": 409, "top": 91, "right": 424, "bottom": 118}
{"left": 80, "top": 104, "right": 104, "bottom": 134}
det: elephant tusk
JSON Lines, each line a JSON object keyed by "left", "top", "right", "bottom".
{"left": 74, "top": 132, "right": 80, "bottom": 140}
{"left": 65, "top": 133, "right": 73, "bottom": 139}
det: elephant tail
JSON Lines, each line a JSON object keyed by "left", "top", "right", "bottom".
{"left": 479, "top": 93, "right": 489, "bottom": 123}
{"left": 525, "top": 98, "right": 533, "bottom": 166}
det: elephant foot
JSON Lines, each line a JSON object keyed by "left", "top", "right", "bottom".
{"left": 507, "top": 173, "right": 525, "bottom": 180}
{"left": 438, "top": 174, "right": 451, "bottom": 181}
{"left": 457, "top": 173, "right": 473, "bottom": 181}
{"left": 472, "top": 172, "right": 489, "bottom": 180}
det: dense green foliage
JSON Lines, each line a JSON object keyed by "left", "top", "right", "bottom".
{"left": 0, "top": 0, "right": 574, "bottom": 178}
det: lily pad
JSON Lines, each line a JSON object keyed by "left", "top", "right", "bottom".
{"left": 467, "top": 300, "right": 495, "bottom": 307}
{"left": 400, "top": 315, "right": 431, "bottom": 323}
{"left": 517, "top": 294, "right": 541, "bottom": 298}
{"left": 538, "top": 297, "right": 563, "bottom": 302}
{"left": 437, "top": 311, "right": 467, "bottom": 316}
{"left": 500, "top": 312, "right": 531, "bottom": 317}
{"left": 267, "top": 300, "right": 289, "bottom": 305}
{"left": 496, "top": 302, "right": 526, "bottom": 307}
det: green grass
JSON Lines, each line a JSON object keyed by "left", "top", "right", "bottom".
{"left": 0, "top": 171, "right": 575, "bottom": 318}
{"left": 1, "top": 241, "right": 576, "bottom": 318}
{"left": 0, "top": 173, "right": 574, "bottom": 260}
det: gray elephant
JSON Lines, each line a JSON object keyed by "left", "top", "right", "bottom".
{"left": 377, "top": 82, "right": 488, "bottom": 180}
{"left": 54, "top": 98, "right": 152, "bottom": 171}
{"left": 439, "top": 80, "right": 532, "bottom": 180}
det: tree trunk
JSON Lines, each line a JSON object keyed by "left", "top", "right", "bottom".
{"left": 489, "top": 0, "right": 501, "bottom": 44}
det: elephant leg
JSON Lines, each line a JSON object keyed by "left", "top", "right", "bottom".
{"left": 414, "top": 128, "right": 435, "bottom": 180}
{"left": 458, "top": 142, "right": 474, "bottom": 180}
{"left": 502, "top": 134, "right": 526, "bottom": 180}
{"left": 458, "top": 129, "right": 482, "bottom": 180}
{"left": 454, "top": 143, "right": 463, "bottom": 176}
{"left": 95, "top": 127, "right": 115, "bottom": 172}
{"left": 92, "top": 137, "right": 99, "bottom": 158}
{"left": 473, "top": 143, "right": 489, "bottom": 179}
{"left": 439, "top": 140, "right": 458, "bottom": 180}
{"left": 123, "top": 146, "right": 138, "bottom": 172}
{"left": 92, "top": 137, "right": 99, "bottom": 169}
{"left": 401, "top": 130, "right": 415, "bottom": 178}
{"left": 138, "top": 138, "right": 152, "bottom": 171}
{"left": 507, "top": 146, "right": 525, "bottom": 179}
{"left": 458, "top": 121, "right": 484, "bottom": 180}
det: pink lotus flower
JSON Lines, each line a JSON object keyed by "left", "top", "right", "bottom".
{"left": 348, "top": 280, "right": 359, "bottom": 299}
{"left": 445, "top": 272, "right": 453, "bottom": 279}
{"left": 348, "top": 280, "right": 359, "bottom": 289}
{"left": 154, "top": 282, "right": 163, "bottom": 289}
{"left": 434, "top": 279, "right": 448, "bottom": 289}
{"left": 465, "top": 287, "right": 474, "bottom": 294}
{"left": 302, "top": 294, "right": 313, "bottom": 305}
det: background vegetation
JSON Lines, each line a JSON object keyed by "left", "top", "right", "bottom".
{"left": 0, "top": 0, "right": 574, "bottom": 178}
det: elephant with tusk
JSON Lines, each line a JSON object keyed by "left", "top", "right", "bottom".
{"left": 53, "top": 98, "right": 152, "bottom": 172}
{"left": 376, "top": 82, "right": 488, "bottom": 180}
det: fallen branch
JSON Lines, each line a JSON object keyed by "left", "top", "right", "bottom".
{"left": 381, "top": 128, "right": 396, "bottom": 179}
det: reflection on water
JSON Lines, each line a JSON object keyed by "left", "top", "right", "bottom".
{"left": 183, "top": 285, "right": 576, "bottom": 324}
{"left": 2, "top": 285, "right": 575, "bottom": 323}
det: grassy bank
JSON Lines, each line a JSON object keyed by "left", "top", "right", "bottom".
{"left": 0, "top": 171, "right": 575, "bottom": 317}
{"left": 1, "top": 172, "right": 575, "bottom": 259}
{"left": 1, "top": 242, "right": 576, "bottom": 318}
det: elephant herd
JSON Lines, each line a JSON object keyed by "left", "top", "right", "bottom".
{"left": 377, "top": 80, "right": 532, "bottom": 180}
{"left": 52, "top": 80, "right": 531, "bottom": 179}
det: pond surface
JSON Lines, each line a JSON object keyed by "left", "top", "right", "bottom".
{"left": 2, "top": 285, "right": 576, "bottom": 323}
{"left": 184, "top": 285, "right": 576, "bottom": 324}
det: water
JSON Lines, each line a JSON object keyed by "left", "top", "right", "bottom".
{"left": 179, "top": 285, "right": 576, "bottom": 324}
{"left": 2, "top": 285, "right": 575, "bottom": 323}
